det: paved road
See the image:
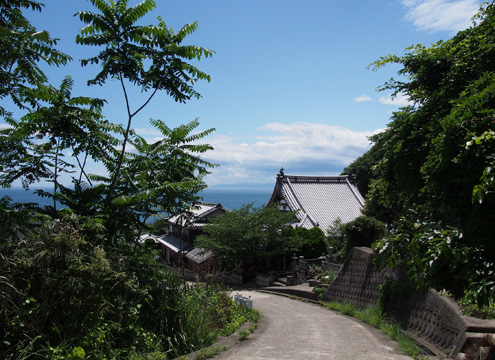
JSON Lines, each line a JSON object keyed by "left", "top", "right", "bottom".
{"left": 214, "top": 291, "right": 415, "bottom": 360}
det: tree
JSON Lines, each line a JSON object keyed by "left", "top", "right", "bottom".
{"left": 356, "top": 1, "right": 495, "bottom": 305}
{"left": 195, "top": 204, "right": 301, "bottom": 271}
{"left": 1, "top": 77, "right": 108, "bottom": 201}
{"left": 342, "top": 142, "right": 383, "bottom": 197}
{"left": 1, "top": 0, "right": 216, "bottom": 246}
{"left": 0, "top": 2, "right": 249, "bottom": 359}
{"left": 75, "top": 0, "right": 213, "bottom": 191}
{"left": 284, "top": 226, "right": 327, "bottom": 259}
{"left": 341, "top": 215, "right": 385, "bottom": 256}
{"left": 103, "top": 118, "right": 216, "bottom": 245}
{"left": 0, "top": 0, "right": 71, "bottom": 113}
{"left": 68, "top": 0, "right": 216, "bottom": 244}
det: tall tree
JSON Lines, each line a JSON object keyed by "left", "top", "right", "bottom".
{"left": 360, "top": 2, "right": 495, "bottom": 305}
{"left": 75, "top": 0, "right": 213, "bottom": 190}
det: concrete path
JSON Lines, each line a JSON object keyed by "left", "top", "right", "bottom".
{"left": 214, "top": 291, "right": 415, "bottom": 360}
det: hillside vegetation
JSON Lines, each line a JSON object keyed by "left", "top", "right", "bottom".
{"left": 345, "top": 1, "right": 495, "bottom": 308}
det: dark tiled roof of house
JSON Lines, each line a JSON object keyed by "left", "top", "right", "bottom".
{"left": 268, "top": 169, "right": 364, "bottom": 235}
{"left": 167, "top": 202, "right": 230, "bottom": 228}
{"left": 139, "top": 233, "right": 193, "bottom": 253}
{"left": 185, "top": 247, "right": 213, "bottom": 264}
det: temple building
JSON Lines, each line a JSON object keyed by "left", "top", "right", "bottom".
{"left": 267, "top": 168, "right": 365, "bottom": 235}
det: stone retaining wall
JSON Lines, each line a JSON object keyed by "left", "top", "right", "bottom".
{"left": 323, "top": 247, "right": 495, "bottom": 358}
{"left": 323, "top": 247, "right": 395, "bottom": 308}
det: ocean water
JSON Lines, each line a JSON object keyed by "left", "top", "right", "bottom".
{"left": 0, "top": 187, "right": 274, "bottom": 211}
{"left": 199, "top": 188, "right": 273, "bottom": 210}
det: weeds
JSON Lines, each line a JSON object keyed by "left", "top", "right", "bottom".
{"left": 316, "top": 270, "right": 337, "bottom": 284}
{"left": 195, "top": 345, "right": 228, "bottom": 360}
{"left": 322, "top": 301, "right": 425, "bottom": 359}
{"left": 237, "top": 329, "right": 251, "bottom": 340}
{"left": 248, "top": 323, "right": 258, "bottom": 332}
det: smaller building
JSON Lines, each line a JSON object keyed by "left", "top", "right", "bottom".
{"left": 267, "top": 168, "right": 365, "bottom": 236}
{"left": 141, "top": 202, "right": 229, "bottom": 268}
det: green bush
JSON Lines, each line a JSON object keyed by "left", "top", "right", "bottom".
{"left": 237, "top": 329, "right": 250, "bottom": 340}
{"left": 0, "top": 217, "right": 258, "bottom": 359}
{"left": 326, "top": 216, "right": 385, "bottom": 262}
{"left": 343, "top": 216, "right": 385, "bottom": 256}
{"left": 317, "top": 270, "right": 336, "bottom": 284}
{"left": 313, "top": 287, "right": 326, "bottom": 294}
{"left": 283, "top": 227, "right": 327, "bottom": 259}
{"left": 195, "top": 346, "right": 227, "bottom": 360}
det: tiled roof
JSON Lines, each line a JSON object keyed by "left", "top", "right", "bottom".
{"left": 185, "top": 247, "right": 212, "bottom": 264}
{"left": 168, "top": 202, "right": 229, "bottom": 227}
{"left": 139, "top": 233, "right": 193, "bottom": 253}
{"left": 268, "top": 171, "right": 364, "bottom": 236}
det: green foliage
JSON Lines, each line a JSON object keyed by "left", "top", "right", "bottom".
{"left": 323, "top": 301, "right": 425, "bottom": 359}
{"left": 0, "top": 217, "right": 257, "bottom": 359}
{"left": 0, "top": 0, "right": 71, "bottom": 113}
{"left": 316, "top": 270, "right": 336, "bottom": 284}
{"left": 326, "top": 218, "right": 346, "bottom": 261}
{"left": 342, "top": 216, "right": 385, "bottom": 257}
{"left": 1, "top": 76, "right": 109, "bottom": 194}
{"left": 195, "top": 203, "right": 301, "bottom": 271}
{"left": 195, "top": 346, "right": 227, "bottom": 360}
{"left": 283, "top": 226, "right": 326, "bottom": 259}
{"left": 342, "top": 146, "right": 383, "bottom": 197}
{"left": 460, "top": 303, "right": 495, "bottom": 320}
{"left": 313, "top": 286, "right": 326, "bottom": 294}
{"left": 373, "top": 212, "right": 495, "bottom": 305}
{"left": 128, "top": 351, "right": 168, "bottom": 360}
{"left": 75, "top": 0, "right": 213, "bottom": 192}
{"left": 347, "top": 2, "right": 495, "bottom": 304}
{"left": 324, "top": 301, "right": 357, "bottom": 317}
{"left": 0, "top": 217, "right": 167, "bottom": 358}
{"left": 0, "top": 1, "right": 227, "bottom": 359}
{"left": 76, "top": 0, "right": 212, "bottom": 98}
{"left": 147, "top": 216, "right": 170, "bottom": 235}
{"left": 248, "top": 322, "right": 258, "bottom": 332}
{"left": 237, "top": 329, "right": 250, "bottom": 340}
{"left": 326, "top": 216, "right": 385, "bottom": 262}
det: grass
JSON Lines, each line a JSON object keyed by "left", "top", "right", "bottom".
{"left": 237, "top": 329, "right": 251, "bottom": 340}
{"left": 247, "top": 308, "right": 262, "bottom": 323}
{"left": 248, "top": 323, "right": 258, "bottom": 332}
{"left": 195, "top": 346, "right": 228, "bottom": 360}
{"left": 322, "top": 301, "right": 427, "bottom": 360}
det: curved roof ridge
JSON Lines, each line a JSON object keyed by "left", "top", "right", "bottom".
{"left": 346, "top": 178, "right": 365, "bottom": 207}
{"left": 283, "top": 174, "right": 348, "bottom": 182}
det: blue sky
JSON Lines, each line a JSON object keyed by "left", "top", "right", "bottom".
{"left": 14, "top": 0, "right": 486, "bottom": 189}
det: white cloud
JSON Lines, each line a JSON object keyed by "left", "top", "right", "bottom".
{"left": 354, "top": 95, "right": 372, "bottom": 103}
{"left": 378, "top": 93, "right": 412, "bottom": 106}
{"left": 134, "top": 128, "right": 162, "bottom": 136}
{"left": 402, "top": 0, "right": 481, "bottom": 33}
{"left": 200, "top": 122, "right": 384, "bottom": 186}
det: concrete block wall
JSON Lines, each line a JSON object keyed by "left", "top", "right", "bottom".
{"left": 323, "top": 247, "right": 495, "bottom": 358}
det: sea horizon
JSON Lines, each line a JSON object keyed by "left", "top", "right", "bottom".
{"left": 0, "top": 186, "right": 274, "bottom": 211}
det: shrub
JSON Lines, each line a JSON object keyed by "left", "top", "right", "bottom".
{"left": 283, "top": 227, "right": 327, "bottom": 259}
{"left": 343, "top": 216, "right": 385, "bottom": 255}
{"left": 0, "top": 216, "right": 258, "bottom": 359}
{"left": 195, "top": 346, "right": 227, "bottom": 360}
{"left": 237, "top": 329, "right": 250, "bottom": 340}
{"left": 317, "top": 270, "right": 337, "bottom": 284}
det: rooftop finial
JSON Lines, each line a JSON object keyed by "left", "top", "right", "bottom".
{"left": 279, "top": 167, "right": 285, "bottom": 176}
